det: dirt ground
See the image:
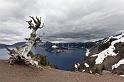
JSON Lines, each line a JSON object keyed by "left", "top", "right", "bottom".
{"left": 0, "top": 60, "right": 124, "bottom": 82}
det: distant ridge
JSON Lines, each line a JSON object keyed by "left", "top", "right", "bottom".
{"left": 0, "top": 42, "right": 26, "bottom": 49}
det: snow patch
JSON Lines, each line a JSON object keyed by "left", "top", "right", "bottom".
{"left": 120, "top": 75, "right": 124, "bottom": 77}
{"left": 112, "top": 59, "right": 124, "bottom": 70}
{"left": 85, "top": 49, "right": 90, "bottom": 56}
{"left": 52, "top": 45, "right": 58, "bottom": 48}
{"left": 74, "top": 64, "right": 78, "bottom": 69}
{"left": 103, "top": 36, "right": 113, "bottom": 43}
{"left": 84, "top": 63, "right": 89, "bottom": 67}
{"left": 113, "top": 33, "right": 124, "bottom": 39}
{"left": 92, "top": 33, "right": 124, "bottom": 64}
{"left": 74, "top": 63, "right": 80, "bottom": 68}
{"left": 90, "top": 70, "right": 93, "bottom": 74}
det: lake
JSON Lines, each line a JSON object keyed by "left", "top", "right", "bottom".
{"left": 0, "top": 47, "right": 86, "bottom": 71}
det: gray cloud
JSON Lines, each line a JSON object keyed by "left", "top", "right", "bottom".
{"left": 0, "top": 0, "right": 38, "bottom": 44}
{"left": 1, "top": 0, "right": 124, "bottom": 44}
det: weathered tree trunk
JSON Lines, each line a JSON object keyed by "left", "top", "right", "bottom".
{"left": 7, "top": 16, "right": 44, "bottom": 67}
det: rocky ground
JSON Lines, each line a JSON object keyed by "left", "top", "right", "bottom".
{"left": 0, "top": 60, "right": 124, "bottom": 82}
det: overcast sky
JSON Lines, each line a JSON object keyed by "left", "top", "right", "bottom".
{"left": 1, "top": 0, "right": 124, "bottom": 44}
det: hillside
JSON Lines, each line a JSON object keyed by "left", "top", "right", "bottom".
{"left": 0, "top": 42, "right": 26, "bottom": 49}
{"left": 82, "top": 33, "right": 124, "bottom": 75}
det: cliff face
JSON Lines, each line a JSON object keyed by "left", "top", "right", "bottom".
{"left": 82, "top": 33, "right": 124, "bottom": 75}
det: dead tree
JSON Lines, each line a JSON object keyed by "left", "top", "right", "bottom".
{"left": 7, "top": 16, "right": 44, "bottom": 67}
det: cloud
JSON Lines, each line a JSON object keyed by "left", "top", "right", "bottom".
{"left": 37, "top": 0, "right": 124, "bottom": 35}
{"left": 0, "top": 0, "right": 37, "bottom": 44}
{"left": 1, "top": 0, "right": 124, "bottom": 44}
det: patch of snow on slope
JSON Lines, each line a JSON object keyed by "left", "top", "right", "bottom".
{"left": 112, "top": 59, "right": 124, "bottom": 70}
{"left": 84, "top": 63, "right": 89, "bottom": 67}
{"left": 120, "top": 75, "right": 124, "bottom": 77}
{"left": 52, "top": 45, "right": 58, "bottom": 48}
{"left": 113, "top": 33, "right": 124, "bottom": 39}
{"left": 85, "top": 49, "right": 90, "bottom": 56}
{"left": 103, "top": 36, "right": 113, "bottom": 43}
{"left": 92, "top": 33, "right": 124, "bottom": 64}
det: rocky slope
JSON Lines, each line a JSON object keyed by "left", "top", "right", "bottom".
{"left": 81, "top": 33, "right": 124, "bottom": 75}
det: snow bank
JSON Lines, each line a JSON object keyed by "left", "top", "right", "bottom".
{"left": 84, "top": 63, "right": 89, "bottom": 67}
{"left": 85, "top": 49, "right": 90, "bottom": 56}
{"left": 52, "top": 45, "right": 58, "bottom": 48}
{"left": 112, "top": 59, "right": 124, "bottom": 70}
{"left": 92, "top": 33, "right": 124, "bottom": 64}
{"left": 120, "top": 75, "right": 124, "bottom": 77}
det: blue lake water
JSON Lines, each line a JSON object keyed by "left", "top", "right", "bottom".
{"left": 0, "top": 49, "right": 10, "bottom": 59}
{"left": 0, "top": 47, "right": 86, "bottom": 71}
